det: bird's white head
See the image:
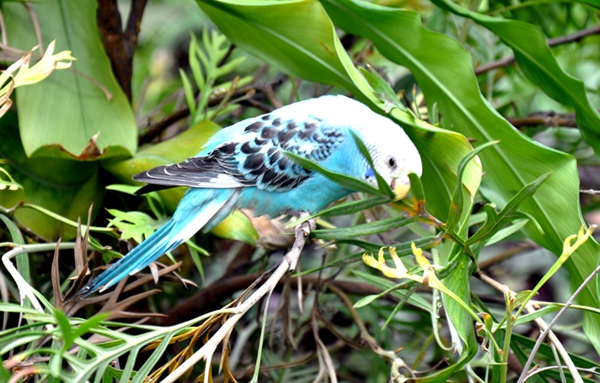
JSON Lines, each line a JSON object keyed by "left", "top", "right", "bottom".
{"left": 317, "top": 96, "right": 423, "bottom": 200}
{"left": 285, "top": 95, "right": 422, "bottom": 200}
{"left": 363, "top": 123, "right": 423, "bottom": 201}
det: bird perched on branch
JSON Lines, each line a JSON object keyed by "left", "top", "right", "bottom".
{"left": 78, "top": 95, "right": 422, "bottom": 297}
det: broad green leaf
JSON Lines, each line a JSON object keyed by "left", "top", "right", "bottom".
{"left": 0, "top": 114, "right": 103, "bottom": 240}
{"left": 211, "top": 210, "right": 258, "bottom": 246}
{"left": 433, "top": 0, "right": 600, "bottom": 156}
{"left": 320, "top": 0, "right": 600, "bottom": 351}
{"left": 4, "top": 0, "right": 136, "bottom": 160}
{"left": 196, "top": 0, "right": 361, "bottom": 93}
{"left": 196, "top": 0, "right": 482, "bottom": 221}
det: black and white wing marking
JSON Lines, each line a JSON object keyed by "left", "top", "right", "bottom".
{"left": 134, "top": 115, "right": 346, "bottom": 194}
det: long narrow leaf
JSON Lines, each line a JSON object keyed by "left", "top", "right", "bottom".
{"left": 312, "top": 216, "right": 419, "bottom": 240}
{"left": 285, "top": 152, "right": 387, "bottom": 197}
{"left": 320, "top": 0, "right": 600, "bottom": 351}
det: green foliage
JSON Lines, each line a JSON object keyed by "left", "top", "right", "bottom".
{"left": 1, "top": 0, "right": 599, "bottom": 382}
{"left": 3, "top": 0, "right": 137, "bottom": 160}
{"left": 182, "top": 29, "right": 252, "bottom": 124}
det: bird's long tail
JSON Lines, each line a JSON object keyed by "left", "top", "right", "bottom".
{"left": 77, "top": 188, "right": 240, "bottom": 297}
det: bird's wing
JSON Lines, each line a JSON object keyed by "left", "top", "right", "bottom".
{"left": 134, "top": 115, "right": 347, "bottom": 193}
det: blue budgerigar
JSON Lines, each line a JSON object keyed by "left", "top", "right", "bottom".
{"left": 78, "top": 95, "right": 422, "bottom": 297}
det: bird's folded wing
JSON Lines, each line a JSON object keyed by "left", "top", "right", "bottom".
{"left": 134, "top": 115, "right": 347, "bottom": 194}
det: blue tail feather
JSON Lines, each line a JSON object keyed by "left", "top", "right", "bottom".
{"left": 77, "top": 189, "right": 239, "bottom": 297}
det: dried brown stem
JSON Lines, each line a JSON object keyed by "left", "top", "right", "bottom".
{"left": 160, "top": 274, "right": 402, "bottom": 326}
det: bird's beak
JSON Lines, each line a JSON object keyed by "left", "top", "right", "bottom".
{"left": 391, "top": 176, "right": 411, "bottom": 201}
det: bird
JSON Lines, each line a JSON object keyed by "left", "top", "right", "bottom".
{"left": 77, "top": 95, "right": 422, "bottom": 297}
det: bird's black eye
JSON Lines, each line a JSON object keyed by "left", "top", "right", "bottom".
{"left": 388, "top": 157, "right": 396, "bottom": 167}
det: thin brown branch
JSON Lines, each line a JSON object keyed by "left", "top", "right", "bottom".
{"left": 24, "top": 2, "right": 43, "bottom": 55}
{"left": 328, "top": 284, "right": 413, "bottom": 379}
{"left": 96, "top": 0, "right": 148, "bottom": 101}
{"left": 478, "top": 242, "right": 535, "bottom": 270}
{"left": 506, "top": 111, "right": 577, "bottom": 128}
{"left": 475, "top": 24, "right": 600, "bottom": 75}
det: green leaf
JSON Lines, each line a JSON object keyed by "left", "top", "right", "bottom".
{"left": 358, "top": 66, "right": 408, "bottom": 113}
{"left": 210, "top": 210, "right": 258, "bottom": 245}
{"left": 107, "top": 209, "right": 163, "bottom": 244}
{"left": 0, "top": 214, "right": 30, "bottom": 312}
{"left": 54, "top": 309, "right": 75, "bottom": 348}
{"left": 0, "top": 167, "right": 21, "bottom": 192}
{"left": 319, "top": 196, "right": 390, "bottom": 218}
{"left": 433, "top": 0, "right": 600, "bottom": 156}
{"left": 320, "top": 0, "right": 600, "bottom": 351}
{"left": 4, "top": 0, "right": 136, "bottom": 159}
{"left": 407, "top": 172, "right": 425, "bottom": 208}
{"left": 285, "top": 151, "right": 386, "bottom": 197}
{"left": 445, "top": 141, "right": 498, "bottom": 233}
{"left": 312, "top": 216, "right": 419, "bottom": 240}
{"left": 484, "top": 218, "right": 529, "bottom": 247}
{"left": 353, "top": 270, "right": 432, "bottom": 313}
{"left": 350, "top": 131, "right": 394, "bottom": 199}
{"left": 467, "top": 173, "right": 550, "bottom": 245}
{"left": 197, "top": 0, "right": 362, "bottom": 94}
{"left": 105, "top": 184, "right": 143, "bottom": 196}
{"left": 0, "top": 117, "right": 104, "bottom": 239}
